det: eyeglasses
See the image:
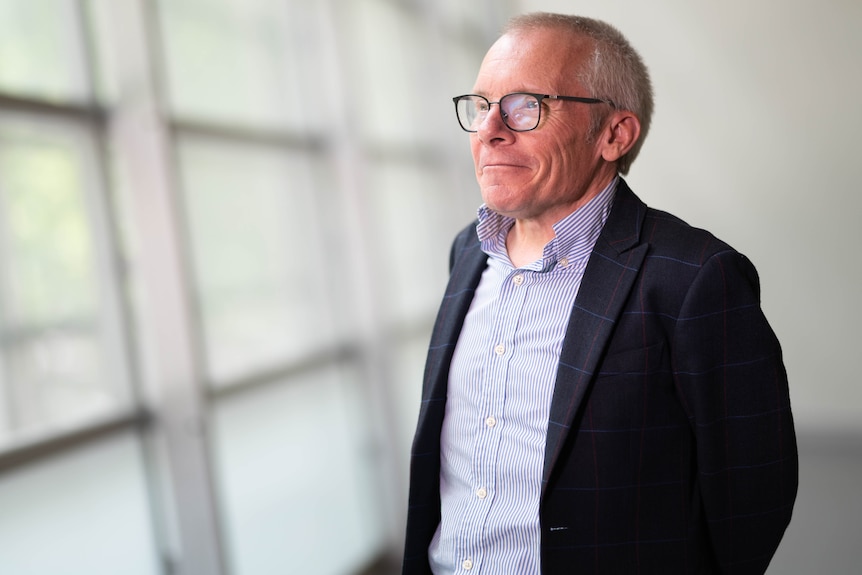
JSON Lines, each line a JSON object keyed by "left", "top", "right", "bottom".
{"left": 452, "top": 92, "right": 614, "bottom": 133}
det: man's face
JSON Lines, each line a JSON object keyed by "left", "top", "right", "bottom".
{"left": 470, "top": 28, "right": 614, "bottom": 226}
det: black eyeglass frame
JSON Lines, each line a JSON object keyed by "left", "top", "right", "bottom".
{"left": 452, "top": 92, "right": 616, "bottom": 133}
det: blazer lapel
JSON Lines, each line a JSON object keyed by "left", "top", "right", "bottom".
{"left": 542, "top": 181, "right": 650, "bottom": 491}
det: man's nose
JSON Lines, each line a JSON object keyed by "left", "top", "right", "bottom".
{"left": 476, "top": 103, "right": 513, "bottom": 141}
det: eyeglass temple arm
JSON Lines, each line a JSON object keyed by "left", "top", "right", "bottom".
{"left": 548, "top": 95, "right": 616, "bottom": 107}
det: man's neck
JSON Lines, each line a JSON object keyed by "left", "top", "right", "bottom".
{"left": 505, "top": 220, "right": 551, "bottom": 268}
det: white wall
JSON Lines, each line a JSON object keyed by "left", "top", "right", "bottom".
{"left": 514, "top": 0, "right": 862, "bottom": 432}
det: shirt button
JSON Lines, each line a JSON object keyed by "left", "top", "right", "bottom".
{"left": 485, "top": 416, "right": 497, "bottom": 428}
{"left": 559, "top": 257, "right": 570, "bottom": 267}
{"left": 462, "top": 559, "right": 474, "bottom": 570}
{"left": 494, "top": 344, "right": 505, "bottom": 356}
{"left": 476, "top": 487, "right": 487, "bottom": 499}
{"left": 512, "top": 273, "right": 524, "bottom": 285}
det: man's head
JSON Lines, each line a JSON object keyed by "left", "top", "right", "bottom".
{"left": 464, "top": 13, "right": 652, "bottom": 226}
{"left": 503, "top": 13, "right": 653, "bottom": 174}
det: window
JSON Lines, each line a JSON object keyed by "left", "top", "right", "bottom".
{"left": 0, "top": 112, "right": 132, "bottom": 440}
{"left": 0, "top": 0, "right": 512, "bottom": 573}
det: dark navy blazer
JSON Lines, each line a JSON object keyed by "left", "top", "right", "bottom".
{"left": 403, "top": 180, "right": 797, "bottom": 574}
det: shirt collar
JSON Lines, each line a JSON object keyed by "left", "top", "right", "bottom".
{"left": 476, "top": 176, "right": 618, "bottom": 270}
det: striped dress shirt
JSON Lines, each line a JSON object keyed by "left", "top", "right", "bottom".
{"left": 428, "top": 179, "right": 618, "bottom": 575}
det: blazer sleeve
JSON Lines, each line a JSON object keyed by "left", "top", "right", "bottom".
{"left": 671, "top": 249, "right": 798, "bottom": 573}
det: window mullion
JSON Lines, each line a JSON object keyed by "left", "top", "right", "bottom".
{"left": 101, "top": 1, "right": 227, "bottom": 573}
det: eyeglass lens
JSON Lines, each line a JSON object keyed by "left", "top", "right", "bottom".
{"left": 457, "top": 94, "right": 541, "bottom": 132}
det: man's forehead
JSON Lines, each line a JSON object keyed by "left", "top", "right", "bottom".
{"left": 475, "top": 29, "right": 590, "bottom": 92}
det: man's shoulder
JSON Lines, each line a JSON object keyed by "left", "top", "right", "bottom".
{"left": 614, "top": 181, "right": 737, "bottom": 265}
{"left": 641, "top": 206, "right": 736, "bottom": 264}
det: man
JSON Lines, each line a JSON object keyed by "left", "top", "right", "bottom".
{"left": 403, "top": 12, "right": 797, "bottom": 575}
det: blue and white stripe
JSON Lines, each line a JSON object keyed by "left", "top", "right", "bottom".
{"left": 429, "top": 178, "right": 618, "bottom": 574}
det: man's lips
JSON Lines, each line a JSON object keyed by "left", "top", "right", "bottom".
{"left": 480, "top": 162, "right": 526, "bottom": 170}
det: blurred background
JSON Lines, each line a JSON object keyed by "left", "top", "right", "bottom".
{"left": 0, "top": 0, "right": 858, "bottom": 573}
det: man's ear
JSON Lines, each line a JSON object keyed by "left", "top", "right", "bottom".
{"left": 600, "top": 111, "right": 641, "bottom": 163}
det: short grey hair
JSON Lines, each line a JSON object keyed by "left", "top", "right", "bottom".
{"left": 504, "top": 13, "right": 654, "bottom": 175}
